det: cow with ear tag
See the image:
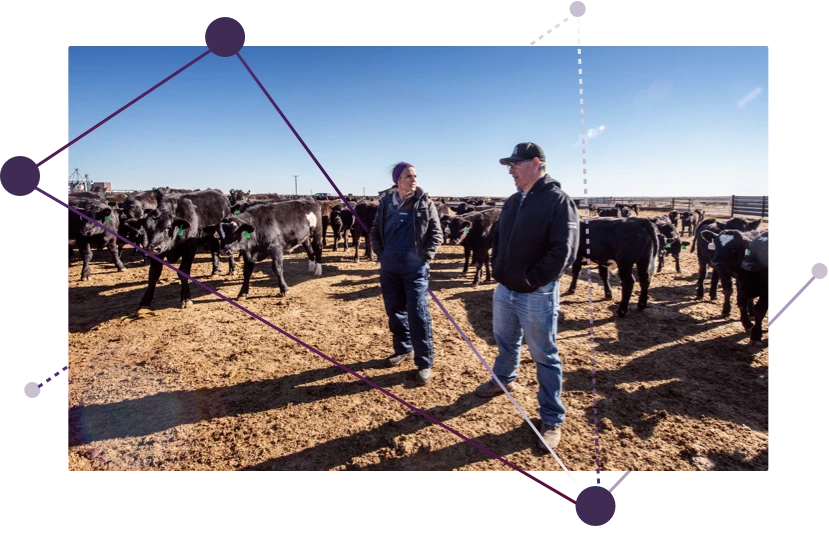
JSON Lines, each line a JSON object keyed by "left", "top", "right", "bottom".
{"left": 67, "top": 196, "right": 126, "bottom": 280}
{"left": 135, "top": 189, "right": 235, "bottom": 309}
{"left": 207, "top": 198, "right": 323, "bottom": 300}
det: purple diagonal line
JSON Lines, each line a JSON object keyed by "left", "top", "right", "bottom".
{"left": 609, "top": 470, "right": 631, "bottom": 493}
{"left": 41, "top": 186, "right": 574, "bottom": 505}
{"left": 37, "top": 50, "right": 210, "bottom": 168}
{"left": 768, "top": 276, "right": 815, "bottom": 326}
{"left": 235, "top": 52, "right": 369, "bottom": 233}
{"left": 38, "top": 364, "right": 68, "bottom": 388}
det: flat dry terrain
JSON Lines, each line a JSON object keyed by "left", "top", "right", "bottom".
{"left": 68, "top": 210, "right": 768, "bottom": 472}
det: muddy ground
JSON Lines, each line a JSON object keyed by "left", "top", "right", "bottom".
{"left": 68, "top": 210, "right": 768, "bottom": 472}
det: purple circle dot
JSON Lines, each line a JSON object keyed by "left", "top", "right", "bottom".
{"left": 1, "top": 156, "right": 40, "bottom": 196}
{"left": 567, "top": 0, "right": 587, "bottom": 18}
{"left": 24, "top": 382, "right": 40, "bottom": 398}
{"left": 205, "top": 17, "right": 245, "bottom": 57}
{"left": 576, "top": 486, "right": 615, "bottom": 526}
{"left": 813, "top": 263, "right": 828, "bottom": 280}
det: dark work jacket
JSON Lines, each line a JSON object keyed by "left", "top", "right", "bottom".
{"left": 491, "top": 175, "right": 580, "bottom": 293}
{"left": 370, "top": 186, "right": 443, "bottom": 264}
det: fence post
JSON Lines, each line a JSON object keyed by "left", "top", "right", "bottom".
{"left": 762, "top": 196, "right": 767, "bottom": 219}
{"left": 671, "top": 198, "right": 675, "bottom": 210}
{"left": 730, "top": 195, "right": 735, "bottom": 217}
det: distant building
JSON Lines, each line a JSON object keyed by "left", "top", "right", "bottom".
{"left": 92, "top": 182, "right": 112, "bottom": 192}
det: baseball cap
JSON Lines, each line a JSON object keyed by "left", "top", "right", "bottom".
{"left": 499, "top": 142, "right": 546, "bottom": 165}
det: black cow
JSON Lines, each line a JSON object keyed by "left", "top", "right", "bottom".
{"left": 691, "top": 209, "right": 705, "bottom": 236}
{"left": 330, "top": 203, "right": 354, "bottom": 252}
{"left": 437, "top": 203, "right": 453, "bottom": 244}
{"left": 615, "top": 203, "right": 635, "bottom": 217}
{"left": 446, "top": 209, "right": 501, "bottom": 286}
{"left": 691, "top": 217, "right": 762, "bottom": 316}
{"left": 352, "top": 201, "right": 379, "bottom": 262}
{"left": 566, "top": 218, "right": 660, "bottom": 317}
{"left": 454, "top": 202, "right": 475, "bottom": 216}
{"left": 647, "top": 216, "right": 691, "bottom": 273}
{"left": 679, "top": 211, "right": 693, "bottom": 236}
{"left": 597, "top": 208, "right": 620, "bottom": 217}
{"left": 318, "top": 200, "right": 341, "bottom": 247}
{"left": 130, "top": 189, "right": 235, "bottom": 309}
{"left": 707, "top": 228, "right": 767, "bottom": 343}
{"left": 738, "top": 230, "right": 769, "bottom": 345}
{"left": 668, "top": 210, "right": 679, "bottom": 227}
{"left": 228, "top": 189, "right": 250, "bottom": 205}
{"left": 208, "top": 199, "right": 323, "bottom": 299}
{"left": 68, "top": 197, "right": 126, "bottom": 281}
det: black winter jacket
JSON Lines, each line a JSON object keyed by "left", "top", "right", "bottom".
{"left": 491, "top": 175, "right": 580, "bottom": 292}
{"left": 370, "top": 186, "right": 443, "bottom": 264}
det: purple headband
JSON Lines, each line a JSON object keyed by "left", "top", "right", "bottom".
{"left": 392, "top": 162, "right": 413, "bottom": 184}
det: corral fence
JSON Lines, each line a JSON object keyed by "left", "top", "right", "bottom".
{"left": 731, "top": 195, "right": 768, "bottom": 218}
{"left": 573, "top": 196, "right": 731, "bottom": 215}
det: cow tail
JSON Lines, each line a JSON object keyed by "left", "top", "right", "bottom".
{"left": 690, "top": 229, "right": 697, "bottom": 253}
{"left": 646, "top": 221, "right": 658, "bottom": 278}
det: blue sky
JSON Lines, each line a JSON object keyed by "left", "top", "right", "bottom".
{"left": 68, "top": 46, "right": 767, "bottom": 197}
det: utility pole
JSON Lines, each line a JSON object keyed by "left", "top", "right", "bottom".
{"left": 363, "top": 186, "right": 365, "bottom": 196}
{"left": 293, "top": 175, "right": 298, "bottom": 196}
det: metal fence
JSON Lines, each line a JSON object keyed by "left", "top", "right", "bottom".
{"left": 731, "top": 195, "right": 768, "bottom": 218}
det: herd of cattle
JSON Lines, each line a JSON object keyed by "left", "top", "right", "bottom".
{"left": 68, "top": 190, "right": 769, "bottom": 345}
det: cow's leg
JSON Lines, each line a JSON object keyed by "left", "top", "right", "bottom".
{"left": 322, "top": 218, "right": 328, "bottom": 247}
{"left": 636, "top": 260, "right": 651, "bottom": 310}
{"left": 178, "top": 245, "right": 197, "bottom": 308}
{"left": 472, "top": 249, "right": 483, "bottom": 286}
{"left": 693, "top": 260, "right": 707, "bottom": 300}
{"left": 720, "top": 273, "right": 733, "bottom": 317}
{"left": 343, "top": 227, "right": 350, "bottom": 252}
{"left": 599, "top": 265, "right": 612, "bottom": 299}
{"left": 227, "top": 253, "right": 237, "bottom": 276}
{"left": 674, "top": 251, "right": 681, "bottom": 273}
{"left": 364, "top": 232, "right": 373, "bottom": 261}
{"left": 566, "top": 259, "right": 582, "bottom": 294}
{"left": 353, "top": 228, "right": 361, "bottom": 262}
{"left": 139, "top": 257, "right": 164, "bottom": 308}
{"left": 301, "top": 238, "right": 316, "bottom": 273}
{"left": 107, "top": 237, "right": 126, "bottom": 272}
{"left": 657, "top": 254, "right": 664, "bottom": 273}
{"left": 616, "top": 263, "right": 635, "bottom": 318}
{"left": 238, "top": 258, "right": 256, "bottom": 300}
{"left": 750, "top": 294, "right": 768, "bottom": 345}
{"left": 69, "top": 243, "right": 74, "bottom": 265}
{"left": 484, "top": 249, "right": 492, "bottom": 282}
{"left": 332, "top": 227, "right": 339, "bottom": 252}
{"left": 461, "top": 246, "right": 471, "bottom": 275}
{"left": 313, "top": 229, "right": 323, "bottom": 275}
{"left": 207, "top": 239, "right": 222, "bottom": 277}
{"left": 272, "top": 248, "right": 289, "bottom": 295}
{"left": 80, "top": 240, "right": 93, "bottom": 281}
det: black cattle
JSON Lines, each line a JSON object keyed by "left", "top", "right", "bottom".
{"left": 679, "top": 211, "right": 693, "bottom": 236}
{"left": 352, "top": 201, "right": 379, "bottom": 262}
{"left": 454, "top": 202, "right": 475, "bottom": 216}
{"left": 707, "top": 228, "right": 768, "bottom": 344}
{"left": 446, "top": 209, "right": 501, "bottom": 286}
{"left": 615, "top": 203, "right": 635, "bottom": 217}
{"left": 129, "top": 189, "right": 235, "bottom": 309}
{"left": 566, "top": 218, "right": 660, "bottom": 317}
{"left": 588, "top": 204, "right": 598, "bottom": 217}
{"left": 691, "top": 217, "right": 763, "bottom": 316}
{"left": 668, "top": 210, "right": 679, "bottom": 227}
{"left": 647, "top": 216, "right": 691, "bottom": 273}
{"left": 207, "top": 199, "right": 323, "bottom": 299}
{"left": 68, "top": 197, "right": 126, "bottom": 280}
{"left": 70, "top": 190, "right": 106, "bottom": 201}
{"left": 437, "top": 203, "right": 453, "bottom": 245}
{"left": 597, "top": 208, "right": 620, "bottom": 217}
{"left": 228, "top": 189, "right": 250, "bottom": 205}
{"left": 318, "top": 200, "right": 341, "bottom": 247}
{"left": 248, "top": 193, "right": 284, "bottom": 201}
{"left": 691, "top": 209, "right": 705, "bottom": 236}
{"left": 330, "top": 203, "right": 354, "bottom": 252}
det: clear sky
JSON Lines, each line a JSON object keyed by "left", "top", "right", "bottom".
{"left": 68, "top": 46, "right": 767, "bottom": 198}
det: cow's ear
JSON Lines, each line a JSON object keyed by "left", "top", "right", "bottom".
{"left": 700, "top": 230, "right": 717, "bottom": 244}
{"left": 124, "top": 218, "right": 142, "bottom": 231}
{"left": 239, "top": 223, "right": 255, "bottom": 235}
{"left": 682, "top": 241, "right": 691, "bottom": 246}
{"left": 203, "top": 224, "right": 219, "bottom": 237}
{"left": 148, "top": 209, "right": 161, "bottom": 219}
{"left": 747, "top": 218, "right": 762, "bottom": 230}
{"left": 107, "top": 201, "right": 118, "bottom": 208}
{"left": 173, "top": 219, "right": 190, "bottom": 232}
{"left": 96, "top": 208, "right": 112, "bottom": 220}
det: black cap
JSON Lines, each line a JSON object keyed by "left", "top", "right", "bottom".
{"left": 499, "top": 142, "right": 545, "bottom": 165}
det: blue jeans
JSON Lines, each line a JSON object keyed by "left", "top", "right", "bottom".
{"left": 378, "top": 250, "right": 435, "bottom": 370}
{"left": 491, "top": 280, "right": 566, "bottom": 427}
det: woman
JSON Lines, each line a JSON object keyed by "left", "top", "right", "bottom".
{"left": 370, "top": 162, "right": 443, "bottom": 385}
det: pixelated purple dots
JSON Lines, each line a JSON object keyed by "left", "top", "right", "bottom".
{"left": 1, "top": 156, "right": 39, "bottom": 196}
{"left": 205, "top": 17, "right": 245, "bottom": 57}
{"left": 576, "top": 486, "right": 615, "bottom": 526}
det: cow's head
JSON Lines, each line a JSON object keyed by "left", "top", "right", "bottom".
{"left": 447, "top": 217, "right": 473, "bottom": 245}
{"left": 80, "top": 207, "right": 115, "bottom": 237}
{"left": 142, "top": 207, "right": 190, "bottom": 255}
{"left": 706, "top": 229, "right": 749, "bottom": 269}
{"left": 619, "top": 206, "right": 631, "bottom": 217}
{"left": 215, "top": 217, "right": 255, "bottom": 256}
{"left": 742, "top": 231, "right": 769, "bottom": 272}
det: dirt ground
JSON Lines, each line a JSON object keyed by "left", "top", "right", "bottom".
{"left": 68, "top": 210, "right": 768, "bottom": 472}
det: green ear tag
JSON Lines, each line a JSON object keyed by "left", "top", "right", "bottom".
{"left": 243, "top": 231, "right": 251, "bottom": 239}
{"left": 178, "top": 228, "right": 184, "bottom": 236}
{"left": 463, "top": 227, "right": 469, "bottom": 234}
{"left": 665, "top": 242, "right": 671, "bottom": 248}
{"left": 105, "top": 216, "right": 111, "bottom": 221}
{"left": 745, "top": 249, "right": 750, "bottom": 257}
{"left": 234, "top": 210, "right": 241, "bottom": 215}
{"left": 682, "top": 246, "right": 687, "bottom": 250}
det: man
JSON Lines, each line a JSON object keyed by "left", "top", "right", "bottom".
{"left": 475, "top": 142, "right": 580, "bottom": 450}
{"left": 371, "top": 162, "right": 443, "bottom": 385}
